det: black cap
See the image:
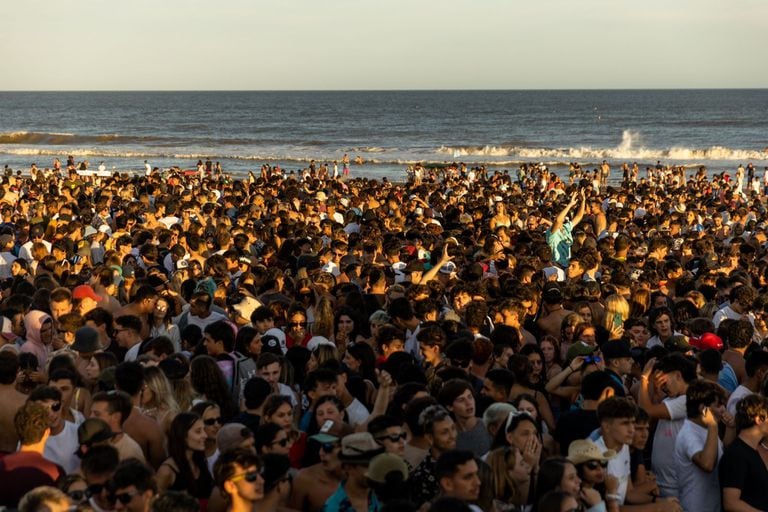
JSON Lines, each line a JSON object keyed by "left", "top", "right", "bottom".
{"left": 600, "top": 340, "right": 632, "bottom": 360}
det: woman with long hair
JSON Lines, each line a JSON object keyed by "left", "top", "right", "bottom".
{"left": 560, "top": 313, "right": 585, "bottom": 361}
{"left": 629, "top": 287, "right": 651, "bottom": 320}
{"left": 83, "top": 351, "right": 119, "bottom": 391}
{"left": 600, "top": 294, "right": 630, "bottom": 344}
{"left": 508, "top": 355, "right": 556, "bottom": 432}
{"left": 532, "top": 457, "right": 607, "bottom": 512}
{"left": 569, "top": 440, "right": 620, "bottom": 512}
{"left": 156, "top": 412, "right": 214, "bottom": 504}
{"left": 140, "top": 365, "right": 180, "bottom": 432}
{"left": 539, "top": 335, "right": 564, "bottom": 381}
{"left": 263, "top": 394, "right": 305, "bottom": 468}
{"left": 333, "top": 306, "right": 365, "bottom": 350}
{"left": 190, "top": 355, "right": 237, "bottom": 419}
{"left": 487, "top": 446, "right": 532, "bottom": 510}
{"left": 191, "top": 401, "right": 223, "bottom": 470}
{"left": 149, "top": 295, "right": 181, "bottom": 351}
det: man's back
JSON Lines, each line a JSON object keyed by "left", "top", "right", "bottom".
{"left": 0, "top": 387, "right": 26, "bottom": 453}
{"left": 0, "top": 451, "right": 64, "bottom": 507}
{"left": 123, "top": 408, "right": 166, "bottom": 468}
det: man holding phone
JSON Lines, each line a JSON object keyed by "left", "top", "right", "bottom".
{"left": 673, "top": 380, "right": 728, "bottom": 512}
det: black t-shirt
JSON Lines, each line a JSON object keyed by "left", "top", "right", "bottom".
{"left": 719, "top": 437, "right": 768, "bottom": 511}
{"left": 554, "top": 407, "right": 600, "bottom": 455}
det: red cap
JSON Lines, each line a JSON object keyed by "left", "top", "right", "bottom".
{"left": 689, "top": 332, "right": 723, "bottom": 351}
{"left": 72, "top": 285, "right": 103, "bottom": 302}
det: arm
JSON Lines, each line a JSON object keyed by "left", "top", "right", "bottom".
{"left": 722, "top": 488, "right": 763, "bottom": 512}
{"left": 155, "top": 462, "right": 176, "bottom": 493}
{"left": 414, "top": 244, "right": 452, "bottom": 286}
{"left": 691, "top": 410, "right": 720, "bottom": 472}
{"left": 545, "top": 357, "right": 584, "bottom": 395}
{"left": 356, "top": 370, "right": 394, "bottom": 431}
{"left": 571, "top": 189, "right": 587, "bottom": 227}
{"left": 550, "top": 193, "right": 578, "bottom": 235}
{"left": 637, "top": 359, "right": 672, "bottom": 420}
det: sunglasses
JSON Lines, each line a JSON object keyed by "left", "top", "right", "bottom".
{"left": 271, "top": 437, "right": 290, "bottom": 447}
{"left": 68, "top": 490, "right": 86, "bottom": 502}
{"left": 112, "top": 491, "right": 139, "bottom": 505}
{"left": 231, "top": 468, "right": 263, "bottom": 483}
{"left": 288, "top": 322, "right": 307, "bottom": 328}
{"left": 203, "top": 417, "right": 223, "bottom": 426}
{"left": 321, "top": 442, "right": 340, "bottom": 453}
{"left": 584, "top": 460, "right": 609, "bottom": 470}
{"left": 86, "top": 484, "right": 107, "bottom": 497}
{"left": 376, "top": 432, "right": 407, "bottom": 443}
{"left": 46, "top": 401, "right": 62, "bottom": 412}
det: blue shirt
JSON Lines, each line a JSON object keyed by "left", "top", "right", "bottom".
{"left": 545, "top": 219, "right": 574, "bottom": 268}
{"left": 323, "top": 482, "right": 381, "bottom": 512}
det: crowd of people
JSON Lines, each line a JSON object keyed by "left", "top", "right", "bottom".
{"left": 0, "top": 156, "right": 768, "bottom": 512}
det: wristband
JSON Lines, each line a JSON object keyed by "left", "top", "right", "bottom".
{"left": 606, "top": 494, "right": 620, "bottom": 502}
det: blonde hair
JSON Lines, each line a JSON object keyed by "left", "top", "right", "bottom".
{"left": 143, "top": 365, "right": 181, "bottom": 418}
{"left": 603, "top": 294, "right": 630, "bottom": 331}
{"left": 312, "top": 296, "right": 335, "bottom": 338}
{"left": 487, "top": 446, "right": 522, "bottom": 502}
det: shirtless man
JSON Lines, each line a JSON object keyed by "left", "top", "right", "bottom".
{"left": 537, "top": 284, "right": 573, "bottom": 340}
{"left": 0, "top": 351, "right": 27, "bottom": 453}
{"left": 289, "top": 424, "right": 344, "bottom": 511}
{"left": 115, "top": 284, "right": 158, "bottom": 340}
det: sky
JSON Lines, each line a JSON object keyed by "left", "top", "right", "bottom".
{"left": 2, "top": 0, "right": 766, "bottom": 90}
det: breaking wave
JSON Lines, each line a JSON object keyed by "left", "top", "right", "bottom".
{"left": 437, "top": 130, "right": 768, "bottom": 162}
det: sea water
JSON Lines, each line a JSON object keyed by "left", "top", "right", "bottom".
{"left": 0, "top": 90, "right": 766, "bottom": 180}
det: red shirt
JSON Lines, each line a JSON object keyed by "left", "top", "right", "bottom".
{"left": 0, "top": 450, "right": 64, "bottom": 507}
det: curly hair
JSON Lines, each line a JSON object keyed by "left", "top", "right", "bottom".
{"left": 15, "top": 401, "right": 50, "bottom": 445}
{"left": 190, "top": 355, "right": 236, "bottom": 419}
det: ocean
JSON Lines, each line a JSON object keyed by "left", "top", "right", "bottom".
{"left": 0, "top": 90, "right": 766, "bottom": 180}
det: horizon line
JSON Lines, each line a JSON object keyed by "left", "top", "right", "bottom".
{"left": 1, "top": 87, "right": 767, "bottom": 93}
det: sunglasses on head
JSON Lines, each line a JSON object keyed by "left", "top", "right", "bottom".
{"left": 112, "top": 491, "right": 140, "bottom": 505}
{"left": 376, "top": 432, "right": 407, "bottom": 443}
{"left": 203, "top": 417, "right": 223, "bottom": 426}
{"left": 584, "top": 460, "right": 609, "bottom": 470}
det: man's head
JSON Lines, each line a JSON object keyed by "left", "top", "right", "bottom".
{"left": 727, "top": 319, "right": 755, "bottom": 350}
{"left": 654, "top": 353, "right": 697, "bottom": 397}
{"left": 581, "top": 371, "right": 616, "bottom": 403}
{"left": 203, "top": 320, "right": 235, "bottom": 357}
{"left": 111, "top": 459, "right": 157, "bottom": 512}
{"left": 115, "top": 361, "right": 145, "bottom": 397}
{"left": 597, "top": 397, "right": 638, "bottom": 446}
{"left": 601, "top": 341, "right": 634, "bottom": 377}
{"left": 214, "top": 449, "right": 265, "bottom": 505}
{"left": 367, "top": 415, "right": 407, "bottom": 457}
{"left": 14, "top": 401, "right": 50, "bottom": 447}
{"left": 114, "top": 315, "right": 143, "bottom": 349}
{"left": 438, "top": 379, "right": 476, "bottom": 421}
{"left": 49, "top": 287, "right": 73, "bottom": 322}
{"left": 735, "top": 394, "right": 768, "bottom": 433}
{"left": 243, "top": 377, "right": 272, "bottom": 411}
{"left": 81, "top": 445, "right": 120, "bottom": 511}
{"left": 418, "top": 405, "right": 457, "bottom": 454}
{"left": 132, "top": 285, "right": 159, "bottom": 314}
{"left": 685, "top": 379, "right": 727, "bottom": 420}
{"left": 18, "top": 486, "right": 71, "bottom": 512}
{"left": 48, "top": 369, "right": 78, "bottom": 409}
{"left": 28, "top": 386, "right": 64, "bottom": 431}
{"left": 256, "top": 353, "right": 282, "bottom": 388}
{"left": 481, "top": 368, "right": 515, "bottom": 403}
{"left": 90, "top": 390, "right": 133, "bottom": 432}
{"left": 436, "top": 450, "right": 481, "bottom": 502}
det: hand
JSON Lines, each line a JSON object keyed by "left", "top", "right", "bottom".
{"left": 522, "top": 436, "right": 542, "bottom": 468}
{"left": 701, "top": 406, "right": 718, "bottom": 428}
{"left": 658, "top": 497, "right": 682, "bottom": 512}
{"left": 642, "top": 357, "right": 657, "bottom": 380}
{"left": 375, "top": 369, "right": 393, "bottom": 389}
{"left": 609, "top": 323, "right": 624, "bottom": 340}
{"left": 569, "top": 356, "right": 586, "bottom": 372}
{"left": 580, "top": 488, "right": 602, "bottom": 507}
{"left": 719, "top": 410, "right": 735, "bottom": 428}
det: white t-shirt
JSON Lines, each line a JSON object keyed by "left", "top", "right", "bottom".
{"left": 186, "top": 311, "right": 228, "bottom": 332}
{"left": 673, "top": 419, "right": 722, "bottom": 512}
{"left": 727, "top": 385, "right": 753, "bottom": 417}
{"left": 651, "top": 394, "right": 687, "bottom": 497}
{"left": 595, "top": 436, "right": 630, "bottom": 504}
{"left": 45, "top": 420, "right": 80, "bottom": 473}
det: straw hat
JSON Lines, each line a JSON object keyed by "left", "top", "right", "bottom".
{"left": 567, "top": 439, "right": 617, "bottom": 465}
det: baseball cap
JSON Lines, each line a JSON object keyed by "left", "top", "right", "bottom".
{"left": 338, "top": 432, "right": 384, "bottom": 463}
{"left": 689, "top": 332, "right": 723, "bottom": 351}
{"left": 72, "top": 285, "right": 103, "bottom": 303}
{"left": 77, "top": 418, "right": 116, "bottom": 453}
{"left": 70, "top": 326, "right": 101, "bottom": 353}
{"left": 310, "top": 419, "right": 350, "bottom": 444}
{"left": 217, "top": 423, "right": 253, "bottom": 454}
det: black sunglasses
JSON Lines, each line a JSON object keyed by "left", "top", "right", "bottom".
{"left": 584, "top": 460, "right": 609, "bottom": 470}
{"left": 376, "top": 432, "right": 407, "bottom": 443}
{"left": 232, "top": 468, "right": 264, "bottom": 483}
{"left": 288, "top": 322, "right": 307, "bottom": 328}
{"left": 86, "top": 484, "right": 106, "bottom": 497}
{"left": 68, "top": 490, "right": 86, "bottom": 501}
{"left": 203, "top": 417, "right": 223, "bottom": 426}
{"left": 321, "top": 442, "right": 339, "bottom": 453}
{"left": 271, "top": 437, "right": 290, "bottom": 447}
{"left": 112, "top": 491, "right": 139, "bottom": 505}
